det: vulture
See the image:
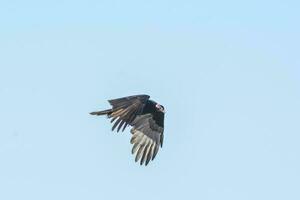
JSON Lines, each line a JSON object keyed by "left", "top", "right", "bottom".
{"left": 90, "top": 95, "right": 165, "bottom": 166}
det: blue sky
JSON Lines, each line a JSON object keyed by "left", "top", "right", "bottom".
{"left": 0, "top": 0, "right": 299, "bottom": 199}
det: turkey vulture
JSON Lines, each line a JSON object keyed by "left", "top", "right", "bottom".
{"left": 90, "top": 95, "right": 165, "bottom": 166}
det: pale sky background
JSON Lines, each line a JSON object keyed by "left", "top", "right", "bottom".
{"left": 0, "top": 1, "right": 300, "bottom": 200}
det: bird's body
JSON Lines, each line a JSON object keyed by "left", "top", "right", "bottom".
{"left": 90, "top": 95, "right": 165, "bottom": 166}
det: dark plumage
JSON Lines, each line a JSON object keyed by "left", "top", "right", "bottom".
{"left": 90, "top": 94, "right": 165, "bottom": 166}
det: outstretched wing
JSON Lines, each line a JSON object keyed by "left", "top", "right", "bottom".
{"left": 107, "top": 95, "right": 150, "bottom": 132}
{"left": 130, "top": 113, "right": 164, "bottom": 166}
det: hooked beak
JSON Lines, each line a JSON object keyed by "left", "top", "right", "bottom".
{"left": 156, "top": 104, "right": 165, "bottom": 113}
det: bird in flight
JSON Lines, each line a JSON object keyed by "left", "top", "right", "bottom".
{"left": 90, "top": 94, "right": 165, "bottom": 166}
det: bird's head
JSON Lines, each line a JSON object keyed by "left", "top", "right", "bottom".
{"left": 155, "top": 104, "right": 165, "bottom": 113}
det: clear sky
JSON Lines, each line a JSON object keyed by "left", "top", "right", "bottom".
{"left": 0, "top": 0, "right": 299, "bottom": 200}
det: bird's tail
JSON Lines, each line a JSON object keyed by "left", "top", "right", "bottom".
{"left": 90, "top": 109, "right": 112, "bottom": 116}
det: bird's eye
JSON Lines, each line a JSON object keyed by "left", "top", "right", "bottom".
{"left": 155, "top": 104, "right": 160, "bottom": 109}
